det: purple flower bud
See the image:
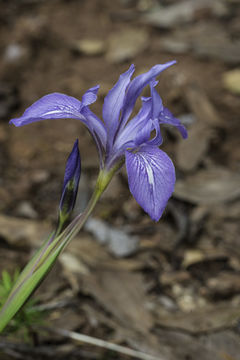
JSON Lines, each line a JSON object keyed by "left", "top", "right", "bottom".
{"left": 59, "top": 139, "right": 81, "bottom": 219}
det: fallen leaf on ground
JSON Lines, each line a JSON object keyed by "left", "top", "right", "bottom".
{"left": 174, "top": 167, "right": 240, "bottom": 204}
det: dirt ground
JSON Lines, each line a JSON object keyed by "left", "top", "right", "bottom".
{"left": 0, "top": 0, "right": 240, "bottom": 359}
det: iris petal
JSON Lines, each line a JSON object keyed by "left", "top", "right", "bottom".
{"left": 120, "top": 61, "right": 176, "bottom": 130}
{"left": 159, "top": 107, "right": 188, "bottom": 139}
{"left": 102, "top": 64, "right": 135, "bottom": 149}
{"left": 10, "top": 93, "right": 86, "bottom": 126}
{"left": 81, "top": 85, "right": 100, "bottom": 107}
{"left": 125, "top": 145, "right": 175, "bottom": 221}
{"left": 150, "top": 81, "right": 163, "bottom": 119}
{"left": 10, "top": 91, "right": 107, "bottom": 167}
{"left": 113, "top": 97, "right": 152, "bottom": 150}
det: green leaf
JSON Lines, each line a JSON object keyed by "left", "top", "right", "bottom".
{"left": 0, "top": 227, "right": 73, "bottom": 333}
{"left": 2, "top": 271, "right": 12, "bottom": 292}
{"left": 0, "top": 175, "right": 104, "bottom": 333}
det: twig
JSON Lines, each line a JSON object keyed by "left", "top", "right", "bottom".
{"left": 31, "top": 297, "right": 76, "bottom": 312}
{"left": 0, "top": 339, "right": 99, "bottom": 359}
{"left": 49, "top": 327, "right": 162, "bottom": 360}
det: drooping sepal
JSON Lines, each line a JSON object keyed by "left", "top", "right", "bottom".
{"left": 125, "top": 145, "right": 175, "bottom": 221}
{"left": 59, "top": 139, "right": 81, "bottom": 224}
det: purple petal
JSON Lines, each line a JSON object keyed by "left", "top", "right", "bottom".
{"left": 81, "top": 107, "right": 107, "bottom": 168}
{"left": 114, "top": 97, "right": 152, "bottom": 150}
{"left": 10, "top": 90, "right": 107, "bottom": 165}
{"left": 159, "top": 107, "right": 188, "bottom": 139}
{"left": 81, "top": 85, "right": 100, "bottom": 107}
{"left": 102, "top": 64, "right": 135, "bottom": 148}
{"left": 10, "top": 93, "right": 86, "bottom": 126}
{"left": 125, "top": 145, "right": 175, "bottom": 221}
{"left": 81, "top": 107, "right": 107, "bottom": 148}
{"left": 150, "top": 81, "right": 163, "bottom": 119}
{"left": 147, "top": 118, "right": 163, "bottom": 146}
{"left": 133, "top": 120, "right": 153, "bottom": 146}
{"left": 120, "top": 61, "right": 176, "bottom": 130}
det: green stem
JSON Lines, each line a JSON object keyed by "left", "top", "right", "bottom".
{"left": 0, "top": 167, "right": 116, "bottom": 333}
{"left": 64, "top": 168, "right": 116, "bottom": 240}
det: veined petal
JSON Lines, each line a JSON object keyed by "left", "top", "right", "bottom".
{"left": 102, "top": 64, "right": 135, "bottom": 148}
{"left": 159, "top": 107, "right": 188, "bottom": 139}
{"left": 114, "top": 97, "right": 152, "bottom": 150}
{"left": 10, "top": 90, "right": 107, "bottom": 167}
{"left": 133, "top": 120, "right": 153, "bottom": 146}
{"left": 10, "top": 93, "right": 87, "bottom": 126}
{"left": 120, "top": 61, "right": 176, "bottom": 130}
{"left": 125, "top": 145, "right": 175, "bottom": 221}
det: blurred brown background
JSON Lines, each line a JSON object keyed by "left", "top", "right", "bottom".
{"left": 0, "top": 0, "right": 240, "bottom": 359}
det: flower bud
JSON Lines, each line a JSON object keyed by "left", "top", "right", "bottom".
{"left": 59, "top": 139, "right": 81, "bottom": 224}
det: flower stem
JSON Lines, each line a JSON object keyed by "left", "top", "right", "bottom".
{"left": 0, "top": 168, "right": 116, "bottom": 333}
{"left": 62, "top": 167, "right": 116, "bottom": 242}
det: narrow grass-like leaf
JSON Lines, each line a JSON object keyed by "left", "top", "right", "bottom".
{"left": 0, "top": 230, "right": 66, "bottom": 332}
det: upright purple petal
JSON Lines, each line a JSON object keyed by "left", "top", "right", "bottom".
{"left": 81, "top": 85, "right": 100, "bottom": 107}
{"left": 102, "top": 64, "right": 135, "bottom": 148}
{"left": 150, "top": 81, "right": 163, "bottom": 119}
{"left": 125, "top": 145, "right": 175, "bottom": 221}
{"left": 147, "top": 118, "right": 163, "bottom": 146}
{"left": 120, "top": 61, "right": 176, "bottom": 130}
{"left": 132, "top": 120, "right": 153, "bottom": 147}
{"left": 113, "top": 97, "right": 152, "bottom": 150}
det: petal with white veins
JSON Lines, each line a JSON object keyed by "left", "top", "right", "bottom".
{"left": 10, "top": 91, "right": 107, "bottom": 167}
{"left": 125, "top": 145, "right": 175, "bottom": 221}
{"left": 10, "top": 93, "right": 87, "bottom": 126}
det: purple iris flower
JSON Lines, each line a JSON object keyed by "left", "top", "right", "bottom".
{"left": 10, "top": 61, "right": 187, "bottom": 221}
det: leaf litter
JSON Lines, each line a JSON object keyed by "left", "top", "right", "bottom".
{"left": 0, "top": 0, "right": 240, "bottom": 359}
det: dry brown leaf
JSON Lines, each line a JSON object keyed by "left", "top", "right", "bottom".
{"left": 0, "top": 214, "right": 50, "bottom": 247}
{"left": 155, "top": 304, "right": 240, "bottom": 333}
{"left": 82, "top": 269, "right": 153, "bottom": 333}
{"left": 174, "top": 167, "right": 240, "bottom": 204}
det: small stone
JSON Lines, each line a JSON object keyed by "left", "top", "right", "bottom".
{"left": 223, "top": 69, "right": 240, "bottom": 95}
{"left": 31, "top": 169, "right": 50, "bottom": 184}
{"left": 4, "top": 44, "right": 27, "bottom": 63}
{"left": 158, "top": 295, "right": 178, "bottom": 311}
{"left": 85, "top": 217, "right": 139, "bottom": 257}
{"left": 108, "top": 229, "right": 139, "bottom": 258}
{"left": 15, "top": 201, "right": 38, "bottom": 219}
{"left": 72, "top": 39, "right": 105, "bottom": 56}
{"left": 182, "top": 249, "right": 205, "bottom": 268}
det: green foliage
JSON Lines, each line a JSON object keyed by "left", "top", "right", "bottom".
{"left": 0, "top": 269, "right": 46, "bottom": 342}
